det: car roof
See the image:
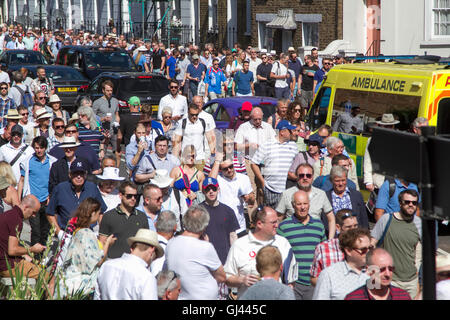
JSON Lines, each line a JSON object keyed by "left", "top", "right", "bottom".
{"left": 95, "top": 72, "right": 168, "bottom": 79}
{"left": 60, "top": 45, "right": 127, "bottom": 53}
{"left": 3, "top": 50, "right": 42, "bottom": 54}
{"left": 207, "top": 96, "right": 278, "bottom": 108}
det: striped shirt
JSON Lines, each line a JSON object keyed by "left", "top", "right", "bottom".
{"left": 345, "top": 284, "right": 411, "bottom": 300}
{"left": 277, "top": 214, "right": 326, "bottom": 286}
{"left": 310, "top": 238, "right": 344, "bottom": 278}
{"left": 77, "top": 124, "right": 104, "bottom": 154}
{"left": 203, "top": 153, "right": 247, "bottom": 175}
{"left": 251, "top": 139, "right": 298, "bottom": 193}
{"left": 0, "top": 97, "right": 15, "bottom": 129}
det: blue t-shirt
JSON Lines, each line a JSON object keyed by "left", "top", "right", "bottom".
{"left": 21, "top": 154, "right": 51, "bottom": 202}
{"left": 235, "top": 70, "right": 254, "bottom": 95}
{"left": 204, "top": 67, "right": 227, "bottom": 94}
{"left": 375, "top": 179, "right": 420, "bottom": 214}
{"left": 133, "top": 53, "right": 147, "bottom": 71}
{"left": 166, "top": 56, "right": 177, "bottom": 78}
{"left": 186, "top": 63, "right": 207, "bottom": 82}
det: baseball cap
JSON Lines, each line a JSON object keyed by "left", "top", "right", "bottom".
{"left": 276, "top": 120, "right": 296, "bottom": 131}
{"left": 192, "top": 54, "right": 199, "bottom": 60}
{"left": 128, "top": 96, "right": 141, "bottom": 106}
{"left": 241, "top": 101, "right": 253, "bottom": 112}
{"left": 202, "top": 177, "right": 219, "bottom": 189}
{"left": 11, "top": 124, "right": 23, "bottom": 135}
{"left": 305, "top": 133, "right": 325, "bottom": 148}
{"left": 70, "top": 159, "right": 89, "bottom": 173}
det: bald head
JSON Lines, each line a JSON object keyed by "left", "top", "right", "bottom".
{"left": 20, "top": 194, "right": 41, "bottom": 219}
{"left": 250, "top": 107, "right": 263, "bottom": 128}
{"left": 292, "top": 190, "right": 310, "bottom": 220}
{"left": 366, "top": 248, "right": 392, "bottom": 266}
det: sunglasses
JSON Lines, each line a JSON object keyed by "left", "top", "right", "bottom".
{"left": 20, "top": 112, "right": 29, "bottom": 116}
{"left": 38, "top": 97, "right": 46, "bottom": 100}
{"left": 298, "top": 173, "right": 312, "bottom": 179}
{"left": 324, "top": 63, "right": 332, "bottom": 66}
{"left": 189, "top": 113, "right": 199, "bottom": 118}
{"left": 379, "top": 266, "right": 395, "bottom": 273}
{"left": 125, "top": 193, "right": 138, "bottom": 199}
{"left": 402, "top": 200, "right": 418, "bottom": 206}
{"left": 170, "top": 86, "right": 178, "bottom": 89}
{"left": 353, "top": 246, "right": 373, "bottom": 255}
{"left": 0, "top": 87, "right": 7, "bottom": 90}
{"left": 294, "top": 108, "right": 302, "bottom": 113}
{"left": 205, "top": 185, "right": 218, "bottom": 192}
{"left": 221, "top": 164, "right": 234, "bottom": 171}
{"left": 54, "top": 125, "right": 65, "bottom": 129}
{"left": 65, "top": 130, "right": 77, "bottom": 134}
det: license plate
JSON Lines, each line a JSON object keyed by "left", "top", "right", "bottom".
{"left": 152, "top": 105, "right": 158, "bottom": 112}
{"left": 58, "top": 87, "right": 77, "bottom": 92}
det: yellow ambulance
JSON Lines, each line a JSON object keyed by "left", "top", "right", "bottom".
{"left": 307, "top": 61, "right": 450, "bottom": 181}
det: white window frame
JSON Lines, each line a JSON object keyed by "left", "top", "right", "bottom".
{"left": 302, "top": 22, "right": 319, "bottom": 47}
{"left": 425, "top": 0, "right": 450, "bottom": 41}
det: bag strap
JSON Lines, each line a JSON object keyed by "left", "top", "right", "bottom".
{"left": 10, "top": 145, "right": 28, "bottom": 167}
{"left": 301, "top": 151, "right": 308, "bottom": 163}
{"left": 130, "top": 151, "right": 146, "bottom": 180}
{"left": 145, "top": 154, "right": 157, "bottom": 170}
{"left": 173, "top": 188, "right": 181, "bottom": 213}
{"left": 377, "top": 213, "right": 393, "bottom": 248}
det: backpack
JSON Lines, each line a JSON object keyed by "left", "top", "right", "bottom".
{"left": 181, "top": 117, "right": 206, "bottom": 153}
{"left": 13, "top": 85, "right": 33, "bottom": 108}
{"left": 365, "top": 177, "right": 396, "bottom": 215}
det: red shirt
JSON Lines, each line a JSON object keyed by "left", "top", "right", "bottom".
{"left": 0, "top": 206, "right": 24, "bottom": 272}
{"left": 345, "top": 285, "right": 411, "bottom": 300}
{"left": 310, "top": 238, "right": 344, "bottom": 278}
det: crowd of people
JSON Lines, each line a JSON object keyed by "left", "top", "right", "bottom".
{"left": 0, "top": 22, "right": 448, "bottom": 301}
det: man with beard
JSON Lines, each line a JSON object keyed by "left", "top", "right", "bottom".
{"left": 30, "top": 66, "right": 55, "bottom": 98}
{"left": 275, "top": 163, "right": 335, "bottom": 239}
{"left": 370, "top": 189, "right": 422, "bottom": 299}
{"left": 99, "top": 181, "right": 149, "bottom": 259}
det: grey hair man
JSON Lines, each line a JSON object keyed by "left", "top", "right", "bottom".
{"left": 150, "top": 210, "right": 178, "bottom": 276}
{"left": 313, "top": 136, "right": 359, "bottom": 189}
{"left": 165, "top": 205, "right": 227, "bottom": 299}
{"left": 411, "top": 117, "right": 429, "bottom": 135}
{"left": 156, "top": 270, "right": 181, "bottom": 300}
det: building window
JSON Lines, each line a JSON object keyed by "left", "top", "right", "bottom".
{"left": 433, "top": 0, "right": 450, "bottom": 35}
{"left": 258, "top": 22, "right": 273, "bottom": 51}
{"left": 302, "top": 22, "right": 319, "bottom": 47}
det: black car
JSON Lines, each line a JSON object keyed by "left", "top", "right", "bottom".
{"left": 76, "top": 72, "right": 169, "bottom": 115}
{"left": 56, "top": 46, "right": 140, "bottom": 80}
{"left": 11, "top": 65, "right": 89, "bottom": 113}
{"left": 0, "top": 50, "right": 48, "bottom": 69}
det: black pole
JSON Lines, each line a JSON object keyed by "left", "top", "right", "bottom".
{"left": 39, "top": 0, "right": 42, "bottom": 33}
{"left": 420, "top": 126, "right": 436, "bottom": 300}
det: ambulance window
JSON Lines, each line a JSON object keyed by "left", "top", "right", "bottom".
{"left": 437, "top": 98, "right": 450, "bottom": 135}
{"left": 332, "top": 89, "right": 421, "bottom": 135}
{"left": 309, "top": 86, "right": 332, "bottom": 131}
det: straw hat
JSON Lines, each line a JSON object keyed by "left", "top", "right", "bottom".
{"left": 96, "top": 167, "right": 125, "bottom": 181}
{"left": 58, "top": 136, "right": 81, "bottom": 148}
{"left": 127, "top": 229, "right": 164, "bottom": 259}
{"left": 35, "top": 108, "right": 52, "bottom": 120}
{"left": 376, "top": 113, "right": 400, "bottom": 125}
{"left": 4, "top": 109, "right": 22, "bottom": 120}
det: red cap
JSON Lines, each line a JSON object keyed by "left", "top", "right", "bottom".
{"left": 241, "top": 101, "right": 253, "bottom": 112}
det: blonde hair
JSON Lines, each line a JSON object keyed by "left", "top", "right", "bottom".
{"left": 256, "top": 246, "right": 282, "bottom": 276}
{"left": 181, "top": 145, "right": 196, "bottom": 164}
{"left": 0, "top": 161, "right": 17, "bottom": 187}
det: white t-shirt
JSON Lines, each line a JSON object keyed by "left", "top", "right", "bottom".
{"left": 271, "top": 61, "right": 289, "bottom": 88}
{"left": 174, "top": 118, "right": 208, "bottom": 160}
{"left": 157, "top": 93, "right": 188, "bottom": 120}
{"left": 249, "top": 58, "right": 262, "bottom": 83}
{"left": 0, "top": 71, "right": 10, "bottom": 83}
{"left": 224, "top": 232, "right": 298, "bottom": 298}
{"left": 100, "top": 189, "right": 121, "bottom": 213}
{"left": 0, "top": 143, "right": 34, "bottom": 184}
{"left": 234, "top": 121, "right": 277, "bottom": 159}
{"left": 182, "top": 110, "right": 216, "bottom": 156}
{"left": 217, "top": 173, "right": 253, "bottom": 233}
{"left": 166, "top": 235, "right": 222, "bottom": 300}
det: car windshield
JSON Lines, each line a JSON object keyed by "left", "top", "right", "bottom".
{"left": 9, "top": 53, "right": 46, "bottom": 64}
{"left": 120, "top": 77, "right": 169, "bottom": 93}
{"left": 85, "top": 51, "right": 135, "bottom": 69}
{"left": 45, "top": 68, "right": 86, "bottom": 81}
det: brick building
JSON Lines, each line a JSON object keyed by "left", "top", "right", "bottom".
{"left": 199, "top": 0, "right": 343, "bottom": 53}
